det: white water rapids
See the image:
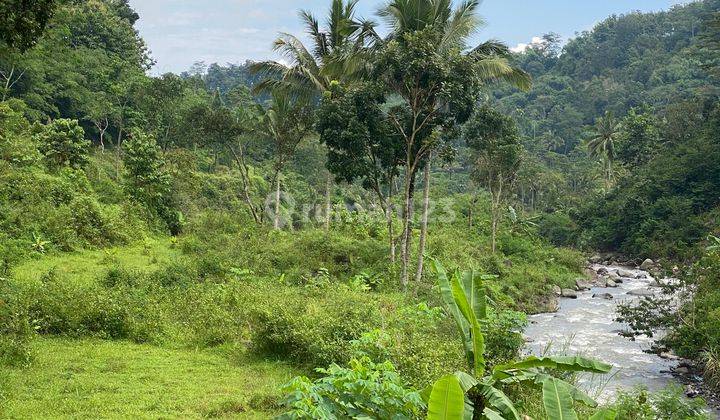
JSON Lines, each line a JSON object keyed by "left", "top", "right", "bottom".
{"left": 523, "top": 264, "right": 677, "bottom": 402}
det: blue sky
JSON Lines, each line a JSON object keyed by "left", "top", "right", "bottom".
{"left": 129, "top": 0, "right": 687, "bottom": 75}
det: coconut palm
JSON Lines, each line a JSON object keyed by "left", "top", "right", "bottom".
{"left": 378, "top": 0, "right": 531, "bottom": 89}
{"left": 257, "top": 90, "right": 314, "bottom": 230}
{"left": 587, "top": 111, "right": 620, "bottom": 189}
{"left": 250, "top": 0, "right": 377, "bottom": 99}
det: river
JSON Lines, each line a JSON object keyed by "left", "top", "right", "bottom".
{"left": 523, "top": 263, "right": 677, "bottom": 402}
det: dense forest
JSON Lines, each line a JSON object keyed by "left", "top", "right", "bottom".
{"left": 0, "top": 0, "right": 719, "bottom": 418}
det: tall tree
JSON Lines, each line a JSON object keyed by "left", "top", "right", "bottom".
{"left": 0, "top": 0, "right": 56, "bottom": 52}
{"left": 375, "top": 0, "right": 531, "bottom": 286}
{"left": 587, "top": 110, "right": 620, "bottom": 190}
{"left": 251, "top": 0, "right": 378, "bottom": 230}
{"left": 259, "top": 91, "right": 313, "bottom": 230}
{"left": 316, "top": 81, "right": 404, "bottom": 260}
{"left": 463, "top": 107, "right": 523, "bottom": 253}
{"left": 250, "top": 0, "right": 377, "bottom": 99}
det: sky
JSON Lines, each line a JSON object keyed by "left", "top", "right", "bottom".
{"left": 129, "top": 0, "right": 687, "bottom": 75}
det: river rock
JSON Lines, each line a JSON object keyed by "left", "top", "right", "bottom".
{"left": 593, "top": 293, "right": 613, "bottom": 300}
{"left": 628, "top": 289, "right": 655, "bottom": 297}
{"left": 635, "top": 273, "right": 647, "bottom": 279}
{"left": 575, "top": 279, "right": 592, "bottom": 290}
{"left": 675, "top": 366, "right": 690, "bottom": 374}
{"left": 605, "top": 279, "right": 617, "bottom": 287}
{"left": 561, "top": 289, "right": 578, "bottom": 298}
{"left": 660, "top": 351, "right": 679, "bottom": 360}
{"left": 640, "top": 258, "right": 655, "bottom": 270}
{"left": 617, "top": 268, "right": 635, "bottom": 278}
{"left": 596, "top": 266, "right": 608, "bottom": 275}
{"left": 552, "top": 285, "right": 562, "bottom": 296}
{"left": 589, "top": 254, "right": 603, "bottom": 264}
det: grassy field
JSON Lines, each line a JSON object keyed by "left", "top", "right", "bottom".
{"left": 0, "top": 338, "right": 296, "bottom": 419}
{"left": 11, "top": 237, "right": 180, "bottom": 287}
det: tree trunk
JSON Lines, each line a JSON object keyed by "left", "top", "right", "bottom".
{"left": 400, "top": 165, "right": 412, "bottom": 288}
{"left": 228, "top": 144, "right": 260, "bottom": 224}
{"left": 115, "top": 121, "right": 124, "bottom": 180}
{"left": 491, "top": 180, "right": 504, "bottom": 254}
{"left": 324, "top": 173, "right": 332, "bottom": 231}
{"left": 273, "top": 170, "right": 281, "bottom": 230}
{"left": 387, "top": 179, "right": 396, "bottom": 263}
{"left": 414, "top": 159, "right": 431, "bottom": 283}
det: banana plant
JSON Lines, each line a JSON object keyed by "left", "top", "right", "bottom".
{"left": 425, "top": 260, "right": 615, "bottom": 420}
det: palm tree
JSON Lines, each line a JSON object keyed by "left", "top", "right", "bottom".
{"left": 250, "top": 0, "right": 377, "bottom": 99}
{"left": 377, "top": 0, "right": 531, "bottom": 283}
{"left": 378, "top": 0, "right": 531, "bottom": 89}
{"left": 258, "top": 91, "right": 313, "bottom": 230}
{"left": 587, "top": 111, "right": 620, "bottom": 190}
{"left": 251, "top": 1, "right": 377, "bottom": 231}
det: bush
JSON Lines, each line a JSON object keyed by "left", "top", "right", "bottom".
{"left": 279, "top": 356, "right": 423, "bottom": 419}
{"left": 35, "top": 118, "right": 90, "bottom": 169}
{"left": 610, "top": 386, "right": 710, "bottom": 420}
{"left": 252, "top": 287, "right": 382, "bottom": 367}
{"left": 0, "top": 280, "right": 35, "bottom": 367}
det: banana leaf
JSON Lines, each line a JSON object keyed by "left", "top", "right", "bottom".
{"left": 427, "top": 375, "right": 466, "bottom": 420}
{"left": 542, "top": 377, "right": 578, "bottom": 420}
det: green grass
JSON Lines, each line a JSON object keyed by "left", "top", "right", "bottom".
{"left": 12, "top": 237, "right": 180, "bottom": 286}
{"left": 0, "top": 337, "right": 297, "bottom": 419}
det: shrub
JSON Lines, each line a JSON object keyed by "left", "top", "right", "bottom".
{"left": 610, "top": 386, "right": 710, "bottom": 420}
{"left": 0, "top": 280, "right": 35, "bottom": 367}
{"left": 123, "top": 130, "right": 178, "bottom": 234}
{"left": 279, "top": 356, "right": 424, "bottom": 419}
{"left": 34, "top": 118, "right": 90, "bottom": 169}
{"left": 252, "top": 287, "right": 382, "bottom": 367}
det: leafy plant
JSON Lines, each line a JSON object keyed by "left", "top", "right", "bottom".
{"left": 30, "top": 232, "right": 49, "bottom": 254}
{"left": 279, "top": 356, "right": 424, "bottom": 419}
{"left": 706, "top": 235, "right": 720, "bottom": 253}
{"left": 425, "top": 259, "right": 613, "bottom": 419}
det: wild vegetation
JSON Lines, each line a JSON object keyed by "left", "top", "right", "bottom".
{"left": 1, "top": 0, "right": 719, "bottom": 418}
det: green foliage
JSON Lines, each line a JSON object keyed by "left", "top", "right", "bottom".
{"left": 35, "top": 118, "right": 90, "bottom": 169}
{"left": 426, "top": 374, "right": 465, "bottom": 420}
{"left": 578, "top": 102, "right": 720, "bottom": 259}
{"left": 537, "top": 212, "right": 578, "bottom": 247}
{"left": 251, "top": 286, "right": 382, "bottom": 367}
{"left": 0, "top": 0, "right": 56, "bottom": 52}
{"left": 0, "top": 280, "right": 35, "bottom": 367}
{"left": 609, "top": 387, "right": 710, "bottom": 420}
{"left": 123, "top": 130, "right": 180, "bottom": 234}
{"left": 0, "top": 100, "right": 41, "bottom": 165}
{"left": 279, "top": 356, "right": 423, "bottom": 419}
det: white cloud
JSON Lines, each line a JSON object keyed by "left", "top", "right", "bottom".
{"left": 510, "top": 36, "right": 544, "bottom": 53}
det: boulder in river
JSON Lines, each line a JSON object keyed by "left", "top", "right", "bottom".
{"left": 596, "top": 266, "right": 608, "bottom": 275}
{"left": 640, "top": 258, "right": 655, "bottom": 270}
{"left": 552, "top": 285, "right": 562, "bottom": 296}
{"left": 617, "top": 268, "right": 635, "bottom": 278}
{"left": 605, "top": 279, "right": 617, "bottom": 287}
{"left": 628, "top": 289, "right": 655, "bottom": 297}
{"left": 606, "top": 271, "right": 620, "bottom": 279}
{"left": 561, "top": 289, "right": 578, "bottom": 299}
{"left": 589, "top": 254, "right": 603, "bottom": 264}
{"left": 575, "top": 279, "right": 592, "bottom": 290}
{"left": 593, "top": 293, "right": 613, "bottom": 300}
